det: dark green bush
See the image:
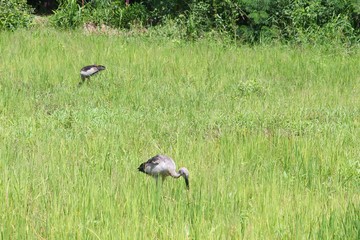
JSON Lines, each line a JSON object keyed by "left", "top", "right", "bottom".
{"left": 182, "top": 1, "right": 213, "bottom": 39}
{"left": 279, "top": 0, "right": 358, "bottom": 43}
{"left": 0, "top": 0, "right": 33, "bottom": 31}
{"left": 50, "top": 0, "right": 83, "bottom": 29}
{"left": 48, "top": 0, "right": 359, "bottom": 43}
{"left": 51, "top": 0, "right": 149, "bottom": 30}
{"left": 141, "top": 0, "right": 191, "bottom": 24}
{"left": 82, "top": 0, "right": 119, "bottom": 26}
{"left": 110, "top": 2, "right": 149, "bottom": 29}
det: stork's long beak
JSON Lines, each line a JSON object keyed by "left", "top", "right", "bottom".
{"left": 138, "top": 163, "right": 146, "bottom": 173}
{"left": 184, "top": 176, "right": 189, "bottom": 190}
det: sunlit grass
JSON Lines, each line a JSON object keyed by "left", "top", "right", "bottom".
{"left": 0, "top": 29, "right": 359, "bottom": 239}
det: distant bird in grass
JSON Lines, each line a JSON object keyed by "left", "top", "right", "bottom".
{"left": 79, "top": 64, "right": 106, "bottom": 85}
{"left": 138, "top": 154, "right": 190, "bottom": 190}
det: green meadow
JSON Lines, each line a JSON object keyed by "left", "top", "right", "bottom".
{"left": 0, "top": 30, "right": 359, "bottom": 239}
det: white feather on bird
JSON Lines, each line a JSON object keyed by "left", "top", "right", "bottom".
{"left": 138, "top": 154, "right": 190, "bottom": 190}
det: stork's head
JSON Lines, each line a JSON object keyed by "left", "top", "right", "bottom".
{"left": 179, "top": 167, "right": 189, "bottom": 190}
{"left": 95, "top": 65, "right": 106, "bottom": 71}
{"left": 137, "top": 163, "right": 146, "bottom": 173}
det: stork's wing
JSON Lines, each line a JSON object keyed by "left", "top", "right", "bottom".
{"left": 81, "top": 67, "right": 98, "bottom": 75}
{"left": 81, "top": 65, "right": 96, "bottom": 71}
{"left": 145, "top": 155, "right": 163, "bottom": 165}
{"left": 138, "top": 155, "right": 162, "bottom": 173}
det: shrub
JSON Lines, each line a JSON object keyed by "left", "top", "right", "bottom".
{"left": 0, "top": 0, "right": 33, "bottom": 31}
{"left": 50, "top": 0, "right": 83, "bottom": 29}
{"left": 110, "top": 2, "right": 149, "bottom": 29}
{"left": 51, "top": 0, "right": 149, "bottom": 30}
{"left": 182, "top": 1, "right": 213, "bottom": 39}
{"left": 82, "top": 0, "right": 117, "bottom": 26}
{"left": 49, "top": 0, "right": 360, "bottom": 43}
{"left": 281, "top": 0, "right": 357, "bottom": 43}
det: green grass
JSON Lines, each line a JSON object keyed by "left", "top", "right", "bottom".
{"left": 0, "top": 29, "right": 359, "bottom": 239}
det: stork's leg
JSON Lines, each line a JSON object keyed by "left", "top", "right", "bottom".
{"left": 161, "top": 175, "right": 166, "bottom": 182}
{"left": 155, "top": 176, "right": 159, "bottom": 187}
{"left": 78, "top": 76, "right": 86, "bottom": 86}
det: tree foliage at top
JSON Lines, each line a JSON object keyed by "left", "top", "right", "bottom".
{"left": 0, "top": 0, "right": 33, "bottom": 31}
{"left": 2, "top": 0, "right": 360, "bottom": 44}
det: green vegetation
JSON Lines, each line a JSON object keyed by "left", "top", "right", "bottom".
{"left": 0, "top": 0, "right": 33, "bottom": 31}
{"left": 49, "top": 0, "right": 360, "bottom": 43}
{"left": 0, "top": 29, "right": 359, "bottom": 239}
{"left": 2, "top": 0, "right": 360, "bottom": 44}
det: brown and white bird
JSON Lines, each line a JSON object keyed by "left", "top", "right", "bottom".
{"left": 138, "top": 154, "right": 190, "bottom": 190}
{"left": 79, "top": 64, "right": 106, "bottom": 85}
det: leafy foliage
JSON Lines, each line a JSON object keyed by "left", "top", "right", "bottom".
{"left": 0, "top": 0, "right": 33, "bottom": 31}
{"left": 50, "top": 0, "right": 83, "bottom": 29}
{"left": 131, "top": 0, "right": 359, "bottom": 43}
{"left": 109, "top": 2, "right": 149, "bottom": 29}
{"left": 82, "top": 0, "right": 115, "bottom": 26}
{"left": 51, "top": 0, "right": 149, "bottom": 30}
{"left": 280, "top": 0, "right": 358, "bottom": 43}
{"left": 3, "top": 0, "right": 360, "bottom": 43}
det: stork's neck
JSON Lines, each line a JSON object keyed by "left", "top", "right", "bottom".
{"left": 169, "top": 170, "right": 181, "bottom": 178}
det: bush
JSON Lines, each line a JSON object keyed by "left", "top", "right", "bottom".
{"left": 0, "top": 0, "right": 33, "bottom": 31}
{"left": 82, "top": 0, "right": 118, "bottom": 26}
{"left": 51, "top": 0, "right": 149, "bottom": 30}
{"left": 50, "top": 0, "right": 83, "bottom": 29}
{"left": 49, "top": 0, "right": 360, "bottom": 43}
{"left": 109, "top": 2, "right": 149, "bottom": 29}
{"left": 182, "top": 1, "right": 213, "bottom": 39}
{"left": 280, "top": 0, "right": 358, "bottom": 43}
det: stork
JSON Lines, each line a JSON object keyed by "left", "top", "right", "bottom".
{"left": 79, "top": 64, "right": 106, "bottom": 86}
{"left": 138, "top": 154, "right": 190, "bottom": 190}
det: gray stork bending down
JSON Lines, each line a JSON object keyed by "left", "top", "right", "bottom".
{"left": 138, "top": 154, "right": 190, "bottom": 190}
{"left": 79, "top": 64, "right": 106, "bottom": 85}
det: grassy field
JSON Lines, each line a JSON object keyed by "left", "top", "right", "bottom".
{"left": 0, "top": 29, "right": 359, "bottom": 239}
